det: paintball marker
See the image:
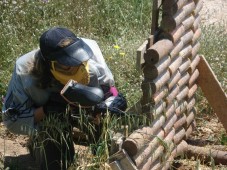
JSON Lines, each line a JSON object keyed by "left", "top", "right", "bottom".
{"left": 60, "top": 79, "right": 104, "bottom": 107}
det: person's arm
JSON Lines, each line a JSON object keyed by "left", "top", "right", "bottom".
{"left": 82, "top": 38, "right": 115, "bottom": 86}
{"left": 3, "top": 64, "right": 48, "bottom": 125}
{"left": 88, "top": 59, "right": 115, "bottom": 86}
{"left": 34, "top": 107, "right": 45, "bottom": 123}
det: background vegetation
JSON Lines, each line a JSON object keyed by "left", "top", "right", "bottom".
{"left": 0, "top": 0, "right": 226, "bottom": 169}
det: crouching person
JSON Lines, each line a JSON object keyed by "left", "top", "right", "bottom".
{"left": 2, "top": 27, "right": 127, "bottom": 170}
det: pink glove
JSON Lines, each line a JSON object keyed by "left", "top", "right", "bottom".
{"left": 109, "top": 86, "right": 118, "bottom": 96}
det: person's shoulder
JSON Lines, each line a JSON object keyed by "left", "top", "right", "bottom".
{"left": 81, "top": 38, "right": 99, "bottom": 48}
{"left": 16, "top": 49, "right": 38, "bottom": 64}
{"left": 81, "top": 37, "right": 97, "bottom": 44}
{"left": 15, "top": 49, "right": 38, "bottom": 74}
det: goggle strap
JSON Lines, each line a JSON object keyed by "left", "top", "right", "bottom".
{"left": 51, "top": 61, "right": 56, "bottom": 71}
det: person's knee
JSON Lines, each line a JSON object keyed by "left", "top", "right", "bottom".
{"left": 3, "top": 119, "right": 18, "bottom": 133}
{"left": 3, "top": 120, "right": 35, "bottom": 135}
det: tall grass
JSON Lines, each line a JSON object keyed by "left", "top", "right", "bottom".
{"left": 196, "top": 24, "right": 227, "bottom": 114}
{"left": 200, "top": 24, "right": 227, "bottom": 92}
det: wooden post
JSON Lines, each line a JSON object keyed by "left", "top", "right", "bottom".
{"left": 177, "top": 72, "right": 190, "bottom": 88}
{"left": 173, "top": 127, "right": 186, "bottom": 144}
{"left": 187, "top": 97, "right": 196, "bottom": 112}
{"left": 187, "top": 84, "right": 198, "bottom": 99}
{"left": 182, "top": 14, "right": 195, "bottom": 30}
{"left": 174, "top": 114, "right": 187, "bottom": 130}
{"left": 149, "top": 159, "right": 161, "bottom": 170}
{"left": 178, "top": 58, "right": 191, "bottom": 73}
{"left": 197, "top": 56, "right": 227, "bottom": 132}
{"left": 161, "top": 9, "right": 187, "bottom": 32}
{"left": 144, "top": 40, "right": 173, "bottom": 64}
{"left": 176, "top": 86, "right": 189, "bottom": 102}
{"left": 192, "top": 28, "right": 202, "bottom": 44}
{"left": 163, "top": 0, "right": 187, "bottom": 15}
{"left": 141, "top": 82, "right": 154, "bottom": 105}
{"left": 185, "top": 121, "right": 196, "bottom": 139}
{"left": 165, "top": 102, "right": 178, "bottom": 119}
{"left": 179, "top": 45, "right": 192, "bottom": 59}
{"left": 148, "top": 70, "right": 171, "bottom": 93}
{"left": 139, "top": 145, "right": 165, "bottom": 170}
{"left": 163, "top": 140, "right": 188, "bottom": 170}
{"left": 193, "top": 0, "right": 203, "bottom": 16}
{"left": 167, "top": 70, "right": 181, "bottom": 90}
{"left": 122, "top": 128, "right": 165, "bottom": 157}
{"left": 186, "top": 145, "right": 227, "bottom": 165}
{"left": 191, "top": 41, "right": 201, "bottom": 58}
{"left": 176, "top": 100, "right": 188, "bottom": 116}
{"left": 171, "top": 140, "right": 188, "bottom": 158}
{"left": 162, "top": 0, "right": 177, "bottom": 7}
{"left": 151, "top": 101, "right": 167, "bottom": 119}
{"left": 162, "top": 113, "right": 178, "bottom": 135}
{"left": 133, "top": 129, "right": 165, "bottom": 167}
{"left": 189, "top": 54, "right": 200, "bottom": 74}
{"left": 170, "top": 40, "right": 184, "bottom": 59}
{"left": 188, "top": 69, "right": 199, "bottom": 87}
{"left": 183, "top": 0, "right": 196, "bottom": 17}
{"left": 181, "top": 29, "right": 194, "bottom": 45}
{"left": 138, "top": 128, "right": 175, "bottom": 170}
{"left": 151, "top": 0, "right": 159, "bottom": 37}
{"left": 136, "top": 40, "right": 148, "bottom": 71}
{"left": 165, "top": 85, "right": 180, "bottom": 105}
{"left": 152, "top": 86, "right": 169, "bottom": 105}
{"left": 159, "top": 24, "right": 185, "bottom": 44}
{"left": 143, "top": 56, "right": 171, "bottom": 79}
{"left": 151, "top": 115, "right": 166, "bottom": 133}
{"left": 186, "top": 107, "right": 196, "bottom": 127}
{"left": 192, "top": 14, "right": 201, "bottom": 32}
{"left": 169, "top": 56, "right": 183, "bottom": 75}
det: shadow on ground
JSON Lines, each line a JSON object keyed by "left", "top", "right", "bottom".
{"left": 4, "top": 154, "right": 40, "bottom": 170}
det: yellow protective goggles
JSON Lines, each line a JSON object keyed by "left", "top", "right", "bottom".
{"left": 51, "top": 61, "right": 80, "bottom": 75}
{"left": 50, "top": 61, "right": 90, "bottom": 85}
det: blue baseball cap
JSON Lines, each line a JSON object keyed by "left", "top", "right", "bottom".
{"left": 40, "top": 27, "right": 93, "bottom": 66}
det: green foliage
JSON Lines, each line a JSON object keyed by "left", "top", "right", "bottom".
{"left": 200, "top": 24, "right": 227, "bottom": 92}
{"left": 196, "top": 24, "right": 227, "bottom": 114}
{"left": 221, "top": 134, "right": 227, "bottom": 145}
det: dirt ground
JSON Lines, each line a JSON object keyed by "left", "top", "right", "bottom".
{"left": 0, "top": 0, "right": 227, "bottom": 170}
{"left": 200, "top": 0, "right": 227, "bottom": 27}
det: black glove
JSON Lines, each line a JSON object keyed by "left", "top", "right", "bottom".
{"left": 94, "top": 93, "right": 127, "bottom": 116}
{"left": 43, "top": 93, "right": 67, "bottom": 116}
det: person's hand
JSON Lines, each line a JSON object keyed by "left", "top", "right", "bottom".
{"left": 92, "top": 113, "right": 101, "bottom": 125}
{"left": 34, "top": 107, "right": 45, "bottom": 123}
{"left": 41, "top": 91, "right": 68, "bottom": 117}
{"left": 94, "top": 93, "right": 127, "bottom": 116}
{"left": 43, "top": 100, "right": 67, "bottom": 116}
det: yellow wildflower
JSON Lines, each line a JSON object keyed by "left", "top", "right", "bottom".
{"left": 119, "top": 52, "right": 125, "bottom": 57}
{"left": 114, "top": 45, "right": 120, "bottom": 49}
